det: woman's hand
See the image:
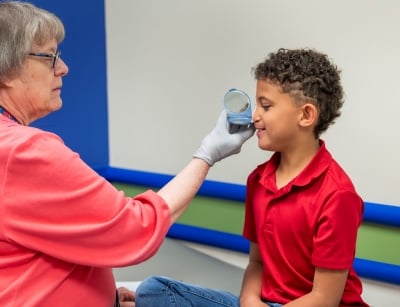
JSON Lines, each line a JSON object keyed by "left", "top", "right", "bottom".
{"left": 118, "top": 287, "right": 135, "bottom": 307}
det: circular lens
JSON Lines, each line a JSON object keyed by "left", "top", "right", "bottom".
{"left": 224, "top": 90, "right": 250, "bottom": 113}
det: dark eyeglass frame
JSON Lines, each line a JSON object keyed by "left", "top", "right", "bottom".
{"left": 27, "top": 49, "right": 61, "bottom": 69}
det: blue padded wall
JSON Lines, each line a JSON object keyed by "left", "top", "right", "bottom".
{"left": 29, "top": 0, "right": 109, "bottom": 169}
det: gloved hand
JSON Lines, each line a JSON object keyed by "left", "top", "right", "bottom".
{"left": 193, "top": 110, "right": 255, "bottom": 166}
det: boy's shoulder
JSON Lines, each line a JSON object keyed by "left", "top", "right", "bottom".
{"left": 325, "top": 157, "right": 357, "bottom": 190}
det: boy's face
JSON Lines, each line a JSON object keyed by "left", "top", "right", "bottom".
{"left": 253, "top": 79, "right": 305, "bottom": 152}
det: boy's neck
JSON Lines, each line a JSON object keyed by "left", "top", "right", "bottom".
{"left": 275, "top": 139, "right": 320, "bottom": 189}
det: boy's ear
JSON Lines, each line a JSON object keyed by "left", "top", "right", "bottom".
{"left": 299, "top": 103, "right": 318, "bottom": 128}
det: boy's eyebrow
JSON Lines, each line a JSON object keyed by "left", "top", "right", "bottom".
{"left": 257, "top": 96, "right": 273, "bottom": 104}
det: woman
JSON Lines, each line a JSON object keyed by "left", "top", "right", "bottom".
{"left": 0, "top": 2, "right": 254, "bottom": 306}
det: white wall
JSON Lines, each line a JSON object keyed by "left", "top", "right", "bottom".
{"left": 105, "top": 0, "right": 400, "bottom": 206}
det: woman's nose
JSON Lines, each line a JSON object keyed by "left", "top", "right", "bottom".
{"left": 55, "top": 58, "right": 69, "bottom": 76}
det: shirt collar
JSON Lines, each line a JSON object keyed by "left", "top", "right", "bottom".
{"left": 259, "top": 140, "right": 332, "bottom": 190}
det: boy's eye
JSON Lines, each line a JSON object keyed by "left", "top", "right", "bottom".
{"left": 262, "top": 104, "right": 271, "bottom": 110}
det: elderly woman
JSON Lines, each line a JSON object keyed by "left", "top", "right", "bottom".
{"left": 0, "top": 2, "right": 254, "bottom": 306}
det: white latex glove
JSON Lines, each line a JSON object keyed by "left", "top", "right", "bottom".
{"left": 193, "top": 110, "right": 255, "bottom": 166}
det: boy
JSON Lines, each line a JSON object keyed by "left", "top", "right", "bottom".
{"left": 135, "top": 48, "right": 369, "bottom": 307}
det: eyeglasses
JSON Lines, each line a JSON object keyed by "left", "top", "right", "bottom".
{"left": 27, "top": 49, "right": 61, "bottom": 69}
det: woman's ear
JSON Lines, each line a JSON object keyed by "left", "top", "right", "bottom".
{"left": 299, "top": 103, "right": 318, "bottom": 128}
{"left": 0, "top": 75, "right": 16, "bottom": 88}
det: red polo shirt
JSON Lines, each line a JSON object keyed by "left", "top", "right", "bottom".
{"left": 243, "top": 140, "right": 368, "bottom": 306}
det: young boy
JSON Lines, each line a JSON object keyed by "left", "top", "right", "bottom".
{"left": 135, "top": 48, "right": 369, "bottom": 307}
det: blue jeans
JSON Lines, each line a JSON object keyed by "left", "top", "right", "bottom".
{"left": 135, "top": 276, "right": 282, "bottom": 307}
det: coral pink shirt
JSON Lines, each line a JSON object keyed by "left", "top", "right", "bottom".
{"left": 243, "top": 141, "right": 368, "bottom": 306}
{"left": 0, "top": 116, "right": 171, "bottom": 307}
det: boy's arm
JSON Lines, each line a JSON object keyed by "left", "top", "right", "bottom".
{"left": 239, "top": 242, "right": 267, "bottom": 307}
{"left": 284, "top": 267, "right": 348, "bottom": 307}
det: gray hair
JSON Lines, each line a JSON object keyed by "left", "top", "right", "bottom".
{"left": 0, "top": 1, "right": 65, "bottom": 80}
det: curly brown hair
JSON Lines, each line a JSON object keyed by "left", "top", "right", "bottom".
{"left": 253, "top": 48, "right": 344, "bottom": 138}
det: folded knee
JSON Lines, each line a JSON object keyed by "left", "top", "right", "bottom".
{"left": 136, "top": 275, "right": 171, "bottom": 297}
